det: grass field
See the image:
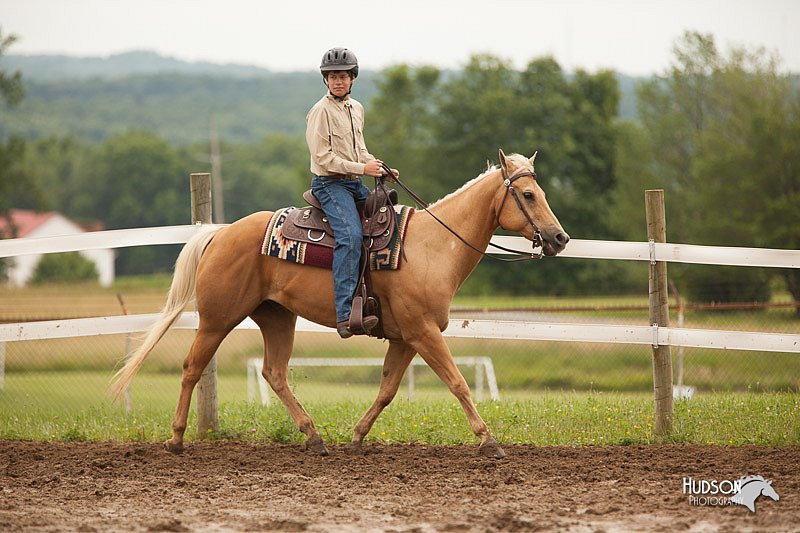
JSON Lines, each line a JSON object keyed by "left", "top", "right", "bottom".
{"left": 2, "top": 380, "right": 798, "bottom": 446}
{"left": 1, "top": 278, "right": 798, "bottom": 445}
{"left": 1, "top": 370, "right": 799, "bottom": 445}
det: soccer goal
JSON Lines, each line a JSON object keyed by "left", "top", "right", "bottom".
{"left": 246, "top": 356, "right": 499, "bottom": 406}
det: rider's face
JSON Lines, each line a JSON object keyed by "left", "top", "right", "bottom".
{"left": 326, "top": 71, "right": 353, "bottom": 97}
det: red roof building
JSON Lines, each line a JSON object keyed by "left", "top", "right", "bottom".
{"left": 1, "top": 209, "right": 114, "bottom": 286}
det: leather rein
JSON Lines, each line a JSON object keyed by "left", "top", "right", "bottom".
{"left": 381, "top": 162, "right": 545, "bottom": 262}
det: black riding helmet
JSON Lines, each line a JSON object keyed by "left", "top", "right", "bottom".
{"left": 320, "top": 47, "right": 359, "bottom": 79}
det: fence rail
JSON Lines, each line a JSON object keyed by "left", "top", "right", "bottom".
{"left": 1, "top": 313, "right": 798, "bottom": 353}
{"left": 2, "top": 225, "right": 800, "bottom": 268}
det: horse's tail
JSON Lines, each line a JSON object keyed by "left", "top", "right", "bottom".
{"left": 109, "top": 225, "right": 221, "bottom": 401}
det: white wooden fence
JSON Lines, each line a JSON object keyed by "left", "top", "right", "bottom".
{"left": 2, "top": 229, "right": 798, "bottom": 373}
{"left": 2, "top": 226, "right": 799, "bottom": 347}
{"left": 1, "top": 192, "right": 799, "bottom": 436}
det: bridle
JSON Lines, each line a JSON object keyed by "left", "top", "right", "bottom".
{"left": 497, "top": 165, "right": 545, "bottom": 258}
{"left": 382, "top": 162, "right": 545, "bottom": 262}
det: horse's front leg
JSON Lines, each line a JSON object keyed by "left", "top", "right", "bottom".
{"left": 408, "top": 326, "right": 505, "bottom": 459}
{"left": 251, "top": 305, "right": 328, "bottom": 456}
{"left": 345, "top": 339, "right": 416, "bottom": 455}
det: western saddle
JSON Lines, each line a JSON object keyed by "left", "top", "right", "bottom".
{"left": 281, "top": 182, "right": 400, "bottom": 338}
{"left": 281, "top": 186, "right": 398, "bottom": 251}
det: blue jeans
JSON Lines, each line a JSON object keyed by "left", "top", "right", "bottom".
{"left": 311, "top": 175, "right": 370, "bottom": 323}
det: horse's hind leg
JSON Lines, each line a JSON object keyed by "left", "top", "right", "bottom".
{"left": 250, "top": 302, "right": 328, "bottom": 456}
{"left": 345, "top": 339, "right": 416, "bottom": 455}
{"left": 166, "top": 323, "right": 231, "bottom": 453}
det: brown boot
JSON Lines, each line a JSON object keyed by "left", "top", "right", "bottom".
{"left": 337, "top": 320, "right": 353, "bottom": 339}
{"left": 337, "top": 316, "right": 379, "bottom": 338}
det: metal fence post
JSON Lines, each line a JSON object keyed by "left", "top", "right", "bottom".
{"left": 406, "top": 364, "right": 415, "bottom": 401}
{"left": 191, "top": 172, "right": 219, "bottom": 436}
{"left": 115, "top": 293, "right": 134, "bottom": 411}
{"left": 475, "top": 361, "right": 484, "bottom": 402}
{"left": 645, "top": 189, "right": 674, "bottom": 435}
{"left": 0, "top": 341, "right": 5, "bottom": 390}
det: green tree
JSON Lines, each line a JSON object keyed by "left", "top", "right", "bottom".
{"left": 11, "top": 131, "right": 307, "bottom": 276}
{"left": 436, "top": 55, "right": 625, "bottom": 295}
{"left": 0, "top": 29, "right": 42, "bottom": 222}
{"left": 423, "top": 54, "right": 620, "bottom": 239}
{"left": 368, "top": 64, "right": 441, "bottom": 198}
{"left": 222, "top": 132, "right": 308, "bottom": 220}
{"left": 86, "top": 131, "right": 186, "bottom": 227}
{"left": 430, "top": 55, "right": 520, "bottom": 199}
{"left": 18, "top": 135, "right": 92, "bottom": 213}
{"left": 30, "top": 252, "right": 98, "bottom": 284}
{"left": 613, "top": 31, "right": 799, "bottom": 304}
{"left": 367, "top": 54, "right": 630, "bottom": 295}
{"left": 0, "top": 29, "right": 43, "bottom": 281}
{"left": 84, "top": 131, "right": 188, "bottom": 274}
{"left": 0, "top": 30, "right": 23, "bottom": 107}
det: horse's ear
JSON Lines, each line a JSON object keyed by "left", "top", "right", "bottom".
{"left": 498, "top": 149, "right": 509, "bottom": 172}
{"left": 529, "top": 151, "right": 538, "bottom": 165}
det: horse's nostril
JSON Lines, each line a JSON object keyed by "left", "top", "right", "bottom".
{"left": 556, "top": 232, "right": 570, "bottom": 245}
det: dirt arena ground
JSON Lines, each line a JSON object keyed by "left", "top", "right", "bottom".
{"left": 1, "top": 441, "right": 797, "bottom": 532}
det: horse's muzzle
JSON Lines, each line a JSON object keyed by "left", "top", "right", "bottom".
{"left": 542, "top": 229, "right": 570, "bottom": 256}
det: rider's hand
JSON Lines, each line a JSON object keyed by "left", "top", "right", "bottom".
{"left": 381, "top": 168, "right": 399, "bottom": 183}
{"left": 363, "top": 160, "right": 384, "bottom": 178}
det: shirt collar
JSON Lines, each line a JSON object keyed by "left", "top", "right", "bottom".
{"left": 326, "top": 92, "right": 351, "bottom": 106}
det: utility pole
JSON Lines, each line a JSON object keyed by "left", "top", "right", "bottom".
{"left": 209, "top": 112, "right": 225, "bottom": 224}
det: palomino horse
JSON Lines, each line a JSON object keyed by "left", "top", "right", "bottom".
{"left": 111, "top": 150, "right": 569, "bottom": 458}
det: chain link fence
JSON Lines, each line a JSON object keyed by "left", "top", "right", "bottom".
{"left": 1, "top": 275, "right": 798, "bottom": 420}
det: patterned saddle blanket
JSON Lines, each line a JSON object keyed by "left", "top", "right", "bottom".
{"left": 260, "top": 205, "right": 414, "bottom": 271}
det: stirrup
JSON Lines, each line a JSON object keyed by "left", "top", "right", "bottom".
{"left": 347, "top": 286, "right": 379, "bottom": 336}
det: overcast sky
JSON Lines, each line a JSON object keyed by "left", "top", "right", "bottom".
{"left": 2, "top": 0, "right": 799, "bottom": 75}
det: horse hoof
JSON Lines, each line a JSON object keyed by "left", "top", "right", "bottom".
{"left": 308, "top": 442, "right": 329, "bottom": 456}
{"left": 479, "top": 442, "right": 506, "bottom": 459}
{"left": 165, "top": 440, "right": 184, "bottom": 454}
{"left": 305, "top": 436, "right": 329, "bottom": 456}
{"left": 344, "top": 442, "right": 365, "bottom": 456}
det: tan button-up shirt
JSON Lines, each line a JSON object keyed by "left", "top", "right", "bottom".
{"left": 306, "top": 93, "right": 375, "bottom": 177}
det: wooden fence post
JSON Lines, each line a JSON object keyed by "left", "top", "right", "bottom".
{"left": 191, "top": 172, "right": 219, "bottom": 437}
{"left": 645, "top": 189, "right": 674, "bottom": 435}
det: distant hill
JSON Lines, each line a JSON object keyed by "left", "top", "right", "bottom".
{"left": 0, "top": 71, "right": 380, "bottom": 144}
{"left": 4, "top": 50, "right": 272, "bottom": 81}
{"left": 0, "top": 51, "right": 643, "bottom": 144}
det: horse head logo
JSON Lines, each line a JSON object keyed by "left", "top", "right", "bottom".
{"left": 731, "top": 476, "right": 780, "bottom": 513}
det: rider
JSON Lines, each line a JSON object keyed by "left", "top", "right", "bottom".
{"left": 306, "top": 47, "right": 398, "bottom": 338}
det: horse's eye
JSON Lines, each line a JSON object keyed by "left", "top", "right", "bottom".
{"left": 523, "top": 191, "right": 534, "bottom": 201}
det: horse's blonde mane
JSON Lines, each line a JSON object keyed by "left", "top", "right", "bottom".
{"left": 429, "top": 153, "right": 533, "bottom": 208}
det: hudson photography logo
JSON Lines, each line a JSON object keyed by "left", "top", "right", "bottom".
{"left": 682, "top": 475, "right": 780, "bottom": 513}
